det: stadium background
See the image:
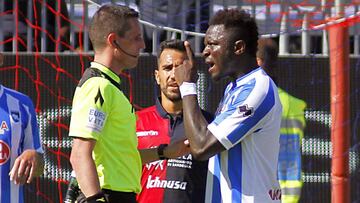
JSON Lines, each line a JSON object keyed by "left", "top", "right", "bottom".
{"left": 0, "top": 0, "right": 360, "bottom": 202}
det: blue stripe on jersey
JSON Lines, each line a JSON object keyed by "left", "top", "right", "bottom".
{"left": 17, "top": 93, "right": 40, "bottom": 151}
{"left": 228, "top": 144, "right": 242, "bottom": 202}
{"left": 213, "top": 79, "right": 256, "bottom": 125}
{"left": 227, "top": 82, "right": 275, "bottom": 144}
{"left": 211, "top": 155, "right": 222, "bottom": 203}
{"left": 29, "top": 103, "right": 41, "bottom": 149}
{"left": 26, "top": 101, "right": 40, "bottom": 150}
{"left": 1, "top": 167, "right": 10, "bottom": 203}
{"left": 18, "top": 104, "right": 26, "bottom": 154}
{"left": 19, "top": 185, "right": 24, "bottom": 203}
{"left": 0, "top": 95, "right": 11, "bottom": 203}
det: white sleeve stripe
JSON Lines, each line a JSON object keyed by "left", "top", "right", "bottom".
{"left": 208, "top": 79, "right": 276, "bottom": 149}
{"left": 208, "top": 123, "right": 233, "bottom": 150}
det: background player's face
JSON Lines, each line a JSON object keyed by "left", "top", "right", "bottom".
{"left": 156, "top": 49, "right": 186, "bottom": 102}
{"left": 202, "top": 24, "right": 232, "bottom": 81}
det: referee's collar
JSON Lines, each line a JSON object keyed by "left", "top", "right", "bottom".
{"left": 90, "top": 62, "right": 121, "bottom": 84}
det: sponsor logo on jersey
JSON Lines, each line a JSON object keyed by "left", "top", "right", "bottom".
{"left": 0, "top": 121, "right": 9, "bottom": 134}
{"left": 145, "top": 159, "right": 166, "bottom": 170}
{"left": 268, "top": 189, "right": 281, "bottom": 200}
{"left": 167, "top": 154, "right": 193, "bottom": 169}
{"left": 136, "top": 130, "right": 159, "bottom": 137}
{"left": 146, "top": 175, "right": 187, "bottom": 190}
{"left": 10, "top": 111, "right": 20, "bottom": 122}
{"left": 0, "top": 140, "right": 10, "bottom": 165}
{"left": 238, "top": 104, "right": 254, "bottom": 117}
{"left": 86, "top": 108, "right": 106, "bottom": 132}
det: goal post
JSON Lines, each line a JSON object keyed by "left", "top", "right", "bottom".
{"left": 329, "top": 13, "right": 351, "bottom": 203}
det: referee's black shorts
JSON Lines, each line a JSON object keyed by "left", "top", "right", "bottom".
{"left": 77, "top": 189, "right": 137, "bottom": 203}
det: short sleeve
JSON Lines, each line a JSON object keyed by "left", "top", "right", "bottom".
{"left": 208, "top": 79, "right": 276, "bottom": 150}
{"left": 68, "top": 78, "right": 111, "bottom": 140}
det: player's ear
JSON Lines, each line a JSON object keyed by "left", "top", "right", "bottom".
{"left": 154, "top": 69, "right": 160, "bottom": 85}
{"left": 234, "top": 40, "right": 246, "bottom": 55}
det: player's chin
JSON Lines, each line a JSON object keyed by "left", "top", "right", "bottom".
{"left": 166, "top": 92, "right": 182, "bottom": 102}
{"left": 211, "top": 72, "right": 222, "bottom": 81}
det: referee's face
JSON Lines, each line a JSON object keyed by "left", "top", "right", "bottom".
{"left": 114, "top": 18, "right": 145, "bottom": 69}
{"left": 156, "top": 49, "right": 186, "bottom": 102}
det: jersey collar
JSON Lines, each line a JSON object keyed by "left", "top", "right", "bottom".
{"left": 229, "top": 67, "right": 262, "bottom": 89}
{"left": 90, "top": 62, "right": 121, "bottom": 84}
{"left": 155, "top": 97, "right": 168, "bottom": 118}
{"left": 155, "top": 97, "right": 183, "bottom": 120}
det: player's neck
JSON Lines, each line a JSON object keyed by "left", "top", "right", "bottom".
{"left": 231, "top": 58, "right": 258, "bottom": 81}
{"left": 161, "top": 96, "right": 183, "bottom": 115}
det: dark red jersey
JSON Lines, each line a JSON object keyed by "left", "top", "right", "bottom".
{"left": 136, "top": 98, "right": 213, "bottom": 203}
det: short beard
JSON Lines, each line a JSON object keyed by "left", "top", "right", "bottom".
{"left": 161, "top": 88, "right": 182, "bottom": 102}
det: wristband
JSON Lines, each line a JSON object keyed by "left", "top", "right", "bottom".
{"left": 179, "top": 82, "right": 197, "bottom": 98}
{"left": 157, "top": 144, "right": 168, "bottom": 160}
{"left": 86, "top": 191, "right": 108, "bottom": 203}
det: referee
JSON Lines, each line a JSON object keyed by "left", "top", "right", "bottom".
{"left": 69, "top": 5, "right": 189, "bottom": 203}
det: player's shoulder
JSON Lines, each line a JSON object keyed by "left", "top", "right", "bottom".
{"left": 3, "top": 86, "right": 34, "bottom": 107}
{"left": 250, "top": 68, "right": 277, "bottom": 96}
{"left": 254, "top": 68, "right": 272, "bottom": 85}
{"left": 233, "top": 68, "right": 277, "bottom": 107}
{"left": 237, "top": 68, "right": 270, "bottom": 89}
{"left": 136, "top": 106, "right": 159, "bottom": 126}
{"left": 136, "top": 105, "right": 157, "bottom": 116}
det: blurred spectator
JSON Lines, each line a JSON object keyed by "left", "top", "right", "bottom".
{"left": 136, "top": 0, "right": 209, "bottom": 53}
{"left": 257, "top": 38, "right": 307, "bottom": 203}
{"left": 2, "top": 0, "right": 70, "bottom": 52}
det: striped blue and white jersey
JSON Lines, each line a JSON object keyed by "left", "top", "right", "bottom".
{"left": 207, "top": 68, "right": 282, "bottom": 203}
{"left": 0, "top": 85, "right": 43, "bottom": 203}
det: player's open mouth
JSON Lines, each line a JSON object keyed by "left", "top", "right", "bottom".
{"left": 206, "top": 61, "right": 216, "bottom": 73}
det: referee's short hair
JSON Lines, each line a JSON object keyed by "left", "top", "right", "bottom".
{"left": 89, "top": 4, "right": 139, "bottom": 51}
